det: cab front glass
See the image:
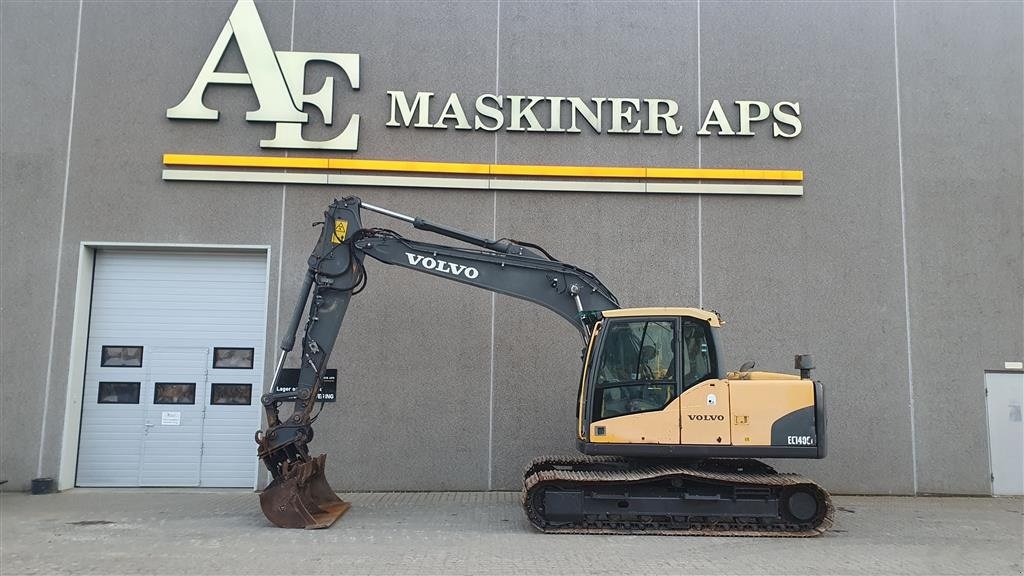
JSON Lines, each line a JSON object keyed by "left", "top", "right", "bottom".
{"left": 591, "top": 318, "right": 677, "bottom": 421}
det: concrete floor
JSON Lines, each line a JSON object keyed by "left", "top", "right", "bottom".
{"left": 1, "top": 491, "right": 1021, "bottom": 575}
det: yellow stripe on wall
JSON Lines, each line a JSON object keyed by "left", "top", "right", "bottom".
{"left": 163, "top": 153, "right": 803, "bottom": 181}
{"left": 162, "top": 168, "right": 804, "bottom": 196}
{"left": 490, "top": 164, "right": 646, "bottom": 178}
{"left": 646, "top": 167, "right": 801, "bottom": 181}
{"left": 163, "top": 153, "right": 330, "bottom": 169}
{"left": 328, "top": 158, "right": 491, "bottom": 175}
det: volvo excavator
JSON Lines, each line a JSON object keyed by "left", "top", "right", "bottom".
{"left": 256, "top": 196, "right": 832, "bottom": 536}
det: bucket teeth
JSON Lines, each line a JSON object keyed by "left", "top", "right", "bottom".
{"left": 259, "top": 454, "right": 350, "bottom": 529}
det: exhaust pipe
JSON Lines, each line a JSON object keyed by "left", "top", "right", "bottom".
{"left": 795, "top": 354, "right": 814, "bottom": 379}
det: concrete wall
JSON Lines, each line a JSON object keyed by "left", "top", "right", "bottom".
{"left": 699, "top": 1, "right": 915, "bottom": 493}
{"left": 1, "top": 0, "right": 1020, "bottom": 494}
{"left": 0, "top": 1, "right": 80, "bottom": 492}
{"left": 897, "top": 1, "right": 1023, "bottom": 493}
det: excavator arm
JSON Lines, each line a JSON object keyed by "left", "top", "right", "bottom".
{"left": 256, "top": 196, "right": 619, "bottom": 528}
{"left": 358, "top": 234, "right": 618, "bottom": 332}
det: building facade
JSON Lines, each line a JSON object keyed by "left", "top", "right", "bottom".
{"left": 1, "top": 0, "right": 1021, "bottom": 494}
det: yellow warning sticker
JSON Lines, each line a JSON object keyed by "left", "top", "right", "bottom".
{"left": 331, "top": 219, "right": 348, "bottom": 244}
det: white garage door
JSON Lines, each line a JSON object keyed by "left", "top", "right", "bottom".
{"left": 76, "top": 250, "right": 268, "bottom": 488}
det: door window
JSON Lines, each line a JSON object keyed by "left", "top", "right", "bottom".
{"left": 682, "top": 320, "right": 715, "bottom": 389}
{"left": 212, "top": 348, "right": 254, "bottom": 369}
{"left": 101, "top": 346, "right": 143, "bottom": 367}
{"left": 210, "top": 383, "right": 252, "bottom": 405}
{"left": 97, "top": 382, "right": 140, "bottom": 404}
{"left": 154, "top": 383, "right": 196, "bottom": 404}
{"left": 593, "top": 319, "right": 677, "bottom": 420}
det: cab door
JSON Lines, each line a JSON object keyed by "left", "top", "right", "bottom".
{"left": 585, "top": 317, "right": 680, "bottom": 444}
{"left": 678, "top": 319, "right": 731, "bottom": 445}
{"left": 680, "top": 380, "right": 731, "bottom": 445}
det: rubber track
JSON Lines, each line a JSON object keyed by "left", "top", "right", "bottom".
{"left": 522, "top": 455, "right": 833, "bottom": 537}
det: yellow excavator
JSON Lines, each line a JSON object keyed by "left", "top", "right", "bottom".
{"left": 255, "top": 197, "right": 832, "bottom": 536}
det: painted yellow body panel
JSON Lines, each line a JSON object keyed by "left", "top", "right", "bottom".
{"left": 602, "top": 307, "right": 721, "bottom": 326}
{"left": 589, "top": 396, "right": 681, "bottom": 444}
{"left": 586, "top": 376, "right": 815, "bottom": 447}
{"left": 679, "top": 380, "right": 732, "bottom": 445}
{"left": 577, "top": 323, "right": 601, "bottom": 440}
{"left": 727, "top": 370, "right": 799, "bottom": 381}
{"left": 729, "top": 379, "right": 815, "bottom": 445}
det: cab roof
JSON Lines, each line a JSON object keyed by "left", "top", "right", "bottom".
{"left": 602, "top": 307, "right": 721, "bottom": 327}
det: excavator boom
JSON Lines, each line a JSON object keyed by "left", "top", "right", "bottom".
{"left": 256, "top": 197, "right": 619, "bottom": 528}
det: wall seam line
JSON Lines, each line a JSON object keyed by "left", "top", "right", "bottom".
{"left": 39, "top": 0, "right": 84, "bottom": 479}
{"left": 893, "top": 0, "right": 919, "bottom": 495}
{"left": 264, "top": 0, "right": 297, "bottom": 491}
{"left": 272, "top": 0, "right": 297, "bottom": 362}
{"left": 696, "top": 0, "right": 703, "bottom": 309}
{"left": 487, "top": 0, "right": 501, "bottom": 491}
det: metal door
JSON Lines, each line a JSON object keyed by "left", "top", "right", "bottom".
{"left": 76, "top": 249, "right": 268, "bottom": 487}
{"left": 201, "top": 349, "right": 261, "bottom": 488}
{"left": 986, "top": 371, "right": 1023, "bottom": 496}
{"left": 140, "top": 348, "right": 208, "bottom": 486}
{"left": 76, "top": 345, "right": 148, "bottom": 487}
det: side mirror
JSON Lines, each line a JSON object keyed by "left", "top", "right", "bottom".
{"left": 738, "top": 360, "right": 756, "bottom": 372}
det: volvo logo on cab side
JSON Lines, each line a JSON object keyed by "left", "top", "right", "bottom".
{"left": 688, "top": 414, "right": 725, "bottom": 421}
{"left": 405, "top": 253, "right": 479, "bottom": 279}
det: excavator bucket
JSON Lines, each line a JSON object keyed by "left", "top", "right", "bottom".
{"left": 259, "top": 454, "right": 350, "bottom": 529}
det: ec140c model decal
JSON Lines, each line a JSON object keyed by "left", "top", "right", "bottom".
{"left": 253, "top": 196, "right": 832, "bottom": 536}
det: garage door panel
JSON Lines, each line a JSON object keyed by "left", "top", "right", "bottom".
{"left": 76, "top": 250, "right": 267, "bottom": 488}
{"left": 90, "top": 324, "right": 267, "bottom": 334}
{"left": 138, "top": 348, "right": 206, "bottom": 487}
{"left": 91, "top": 299, "right": 266, "bottom": 309}
{"left": 78, "top": 449, "right": 144, "bottom": 458}
{"left": 78, "top": 429, "right": 146, "bottom": 438}
{"left": 201, "top": 377, "right": 260, "bottom": 487}
{"left": 92, "top": 307, "right": 266, "bottom": 315}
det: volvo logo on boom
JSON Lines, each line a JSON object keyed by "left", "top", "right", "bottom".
{"left": 405, "top": 253, "right": 479, "bottom": 279}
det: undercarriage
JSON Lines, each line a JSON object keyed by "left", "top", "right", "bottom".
{"left": 523, "top": 455, "right": 833, "bottom": 536}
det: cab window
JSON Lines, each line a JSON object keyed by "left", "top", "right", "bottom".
{"left": 593, "top": 319, "right": 676, "bottom": 421}
{"left": 682, "top": 319, "right": 715, "bottom": 389}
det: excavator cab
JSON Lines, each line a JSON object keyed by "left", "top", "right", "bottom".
{"left": 577, "top": 308, "right": 826, "bottom": 460}
{"left": 518, "top": 308, "right": 832, "bottom": 535}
